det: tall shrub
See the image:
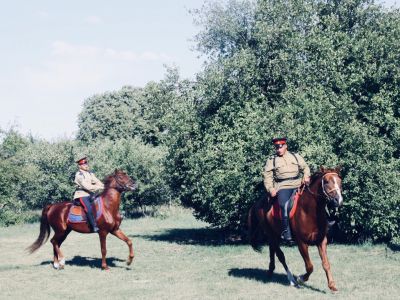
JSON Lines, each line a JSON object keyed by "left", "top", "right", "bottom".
{"left": 166, "top": 0, "right": 400, "bottom": 243}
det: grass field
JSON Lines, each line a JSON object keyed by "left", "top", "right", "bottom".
{"left": 0, "top": 207, "right": 399, "bottom": 300}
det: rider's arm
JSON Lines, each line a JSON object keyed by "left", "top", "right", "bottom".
{"left": 263, "top": 158, "right": 275, "bottom": 193}
{"left": 297, "top": 154, "right": 310, "bottom": 179}
{"left": 75, "top": 172, "right": 100, "bottom": 193}
{"left": 91, "top": 173, "right": 104, "bottom": 191}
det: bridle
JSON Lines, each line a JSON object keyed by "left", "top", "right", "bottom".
{"left": 306, "top": 172, "right": 342, "bottom": 202}
{"left": 321, "top": 173, "right": 342, "bottom": 201}
{"left": 113, "top": 174, "right": 130, "bottom": 191}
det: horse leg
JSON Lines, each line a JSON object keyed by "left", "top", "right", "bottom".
{"left": 99, "top": 231, "right": 109, "bottom": 270}
{"left": 50, "top": 230, "right": 70, "bottom": 270}
{"left": 57, "top": 229, "right": 71, "bottom": 269}
{"left": 274, "top": 244, "right": 298, "bottom": 287}
{"left": 267, "top": 244, "right": 275, "bottom": 276}
{"left": 317, "top": 237, "right": 337, "bottom": 291}
{"left": 297, "top": 241, "right": 313, "bottom": 283}
{"left": 111, "top": 229, "right": 134, "bottom": 265}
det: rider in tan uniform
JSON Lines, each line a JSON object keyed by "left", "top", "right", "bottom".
{"left": 263, "top": 137, "right": 310, "bottom": 242}
{"left": 73, "top": 157, "right": 104, "bottom": 232}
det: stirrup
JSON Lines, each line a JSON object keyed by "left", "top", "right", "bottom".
{"left": 281, "top": 230, "right": 293, "bottom": 242}
{"left": 327, "top": 220, "right": 336, "bottom": 228}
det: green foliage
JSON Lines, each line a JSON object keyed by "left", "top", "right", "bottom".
{"left": 79, "top": 138, "right": 171, "bottom": 216}
{"left": 77, "top": 86, "right": 147, "bottom": 143}
{"left": 166, "top": 0, "right": 400, "bottom": 244}
{"left": 77, "top": 67, "right": 195, "bottom": 146}
{"left": 0, "top": 129, "right": 32, "bottom": 225}
{"left": 0, "top": 129, "right": 171, "bottom": 224}
{"left": 17, "top": 139, "right": 77, "bottom": 209}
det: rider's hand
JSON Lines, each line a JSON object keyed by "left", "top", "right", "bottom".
{"left": 303, "top": 176, "right": 310, "bottom": 185}
{"left": 270, "top": 188, "right": 277, "bottom": 197}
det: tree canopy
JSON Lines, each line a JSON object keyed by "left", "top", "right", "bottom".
{"left": 166, "top": 0, "right": 400, "bottom": 243}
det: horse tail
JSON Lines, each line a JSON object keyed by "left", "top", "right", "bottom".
{"left": 248, "top": 204, "right": 264, "bottom": 252}
{"left": 27, "top": 204, "right": 51, "bottom": 254}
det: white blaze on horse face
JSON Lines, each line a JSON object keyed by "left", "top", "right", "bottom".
{"left": 333, "top": 177, "right": 343, "bottom": 206}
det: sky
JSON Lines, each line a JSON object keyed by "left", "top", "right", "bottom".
{"left": 0, "top": 0, "right": 398, "bottom": 141}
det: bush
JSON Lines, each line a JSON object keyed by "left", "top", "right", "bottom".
{"left": 77, "top": 138, "right": 172, "bottom": 216}
{"left": 165, "top": 0, "right": 400, "bottom": 243}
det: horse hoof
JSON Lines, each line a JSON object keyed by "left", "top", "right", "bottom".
{"left": 290, "top": 281, "right": 300, "bottom": 288}
{"left": 102, "top": 266, "right": 110, "bottom": 271}
{"left": 127, "top": 256, "right": 134, "bottom": 266}
{"left": 297, "top": 275, "right": 305, "bottom": 283}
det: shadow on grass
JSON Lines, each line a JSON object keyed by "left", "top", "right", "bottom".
{"left": 39, "top": 256, "right": 125, "bottom": 269}
{"left": 136, "top": 227, "right": 245, "bottom": 246}
{"left": 228, "top": 268, "right": 327, "bottom": 294}
{"left": 298, "top": 281, "right": 327, "bottom": 294}
{"left": 228, "top": 268, "right": 288, "bottom": 284}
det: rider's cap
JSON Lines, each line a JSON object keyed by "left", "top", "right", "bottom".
{"left": 76, "top": 156, "right": 88, "bottom": 165}
{"left": 271, "top": 137, "right": 287, "bottom": 145}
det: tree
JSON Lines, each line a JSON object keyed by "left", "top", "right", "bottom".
{"left": 166, "top": 0, "right": 400, "bottom": 244}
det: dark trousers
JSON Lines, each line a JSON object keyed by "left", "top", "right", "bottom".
{"left": 277, "top": 188, "right": 297, "bottom": 217}
{"left": 77, "top": 196, "right": 97, "bottom": 230}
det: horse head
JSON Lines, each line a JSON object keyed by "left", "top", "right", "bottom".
{"left": 319, "top": 166, "right": 343, "bottom": 207}
{"left": 105, "top": 169, "right": 137, "bottom": 192}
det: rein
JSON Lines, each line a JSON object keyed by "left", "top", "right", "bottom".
{"left": 113, "top": 175, "right": 127, "bottom": 190}
{"left": 305, "top": 172, "right": 341, "bottom": 201}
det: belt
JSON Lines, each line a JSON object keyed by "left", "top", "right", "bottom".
{"left": 275, "top": 175, "right": 300, "bottom": 183}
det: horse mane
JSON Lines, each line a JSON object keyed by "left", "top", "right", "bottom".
{"left": 310, "top": 167, "right": 340, "bottom": 184}
{"left": 103, "top": 169, "right": 124, "bottom": 189}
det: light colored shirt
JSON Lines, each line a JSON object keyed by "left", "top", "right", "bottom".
{"left": 263, "top": 152, "right": 310, "bottom": 193}
{"left": 73, "top": 170, "right": 104, "bottom": 199}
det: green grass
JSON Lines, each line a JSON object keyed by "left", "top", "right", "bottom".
{"left": 0, "top": 207, "right": 399, "bottom": 299}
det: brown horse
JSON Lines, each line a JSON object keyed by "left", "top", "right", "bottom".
{"left": 27, "top": 169, "right": 137, "bottom": 270}
{"left": 248, "top": 167, "right": 343, "bottom": 291}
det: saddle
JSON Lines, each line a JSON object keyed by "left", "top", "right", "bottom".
{"left": 270, "top": 190, "right": 300, "bottom": 220}
{"left": 67, "top": 196, "right": 104, "bottom": 224}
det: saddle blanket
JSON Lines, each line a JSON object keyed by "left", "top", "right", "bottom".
{"left": 271, "top": 192, "right": 300, "bottom": 220}
{"left": 67, "top": 197, "right": 103, "bottom": 224}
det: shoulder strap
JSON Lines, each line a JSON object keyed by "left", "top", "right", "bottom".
{"left": 289, "top": 152, "right": 300, "bottom": 175}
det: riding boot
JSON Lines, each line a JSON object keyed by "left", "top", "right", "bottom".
{"left": 86, "top": 203, "right": 99, "bottom": 233}
{"left": 281, "top": 217, "right": 292, "bottom": 242}
{"left": 327, "top": 219, "right": 336, "bottom": 229}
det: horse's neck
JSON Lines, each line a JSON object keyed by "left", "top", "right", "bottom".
{"left": 102, "top": 189, "right": 121, "bottom": 212}
{"left": 297, "top": 176, "right": 328, "bottom": 243}
{"left": 309, "top": 177, "right": 322, "bottom": 197}
{"left": 301, "top": 177, "right": 325, "bottom": 210}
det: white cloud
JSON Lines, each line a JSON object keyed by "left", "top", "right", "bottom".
{"left": 52, "top": 41, "right": 172, "bottom": 62}
{"left": 52, "top": 41, "right": 100, "bottom": 57}
{"left": 18, "top": 40, "right": 176, "bottom": 94}
{"left": 37, "top": 10, "right": 49, "bottom": 18}
{"left": 85, "top": 15, "right": 102, "bottom": 25}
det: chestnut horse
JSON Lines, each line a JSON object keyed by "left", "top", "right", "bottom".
{"left": 248, "top": 167, "right": 343, "bottom": 291}
{"left": 27, "top": 170, "right": 136, "bottom": 270}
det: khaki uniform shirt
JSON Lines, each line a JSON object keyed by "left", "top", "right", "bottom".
{"left": 263, "top": 152, "right": 310, "bottom": 193}
{"left": 73, "top": 170, "right": 105, "bottom": 199}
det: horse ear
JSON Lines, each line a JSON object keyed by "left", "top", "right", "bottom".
{"left": 114, "top": 169, "right": 118, "bottom": 174}
{"left": 335, "top": 165, "right": 341, "bottom": 174}
{"left": 319, "top": 165, "right": 325, "bottom": 173}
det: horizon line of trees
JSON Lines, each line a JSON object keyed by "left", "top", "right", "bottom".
{"left": 1, "top": 0, "right": 399, "bottom": 246}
